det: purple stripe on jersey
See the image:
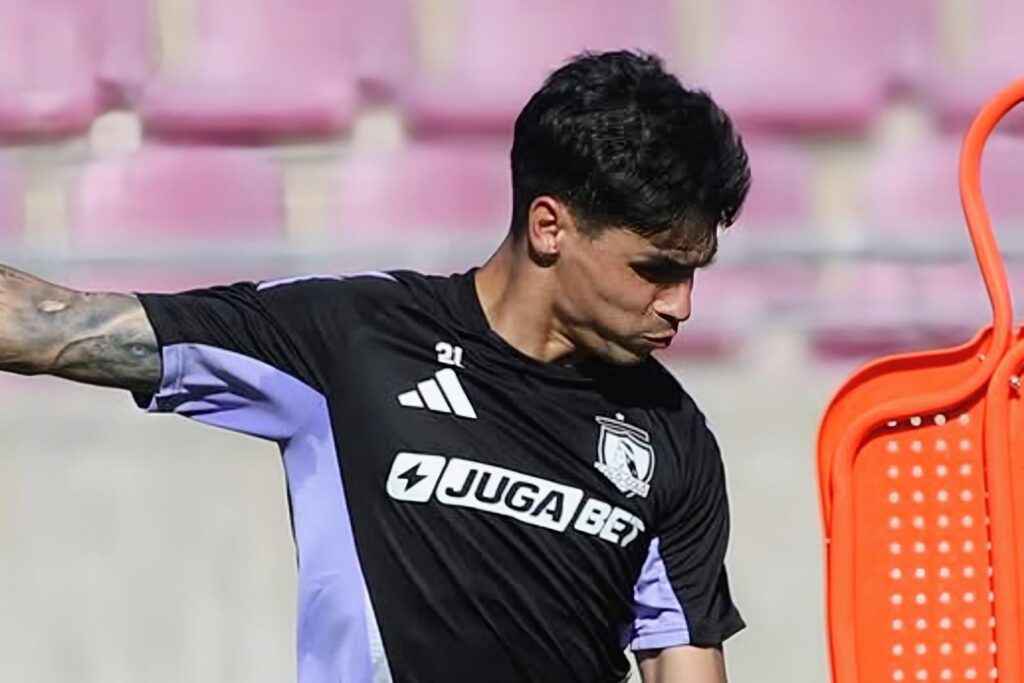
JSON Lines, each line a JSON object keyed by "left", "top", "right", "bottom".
{"left": 629, "top": 537, "right": 691, "bottom": 650}
{"left": 136, "top": 343, "right": 392, "bottom": 682}
{"left": 287, "top": 397, "right": 392, "bottom": 682}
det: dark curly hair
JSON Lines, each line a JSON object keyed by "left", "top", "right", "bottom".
{"left": 509, "top": 50, "right": 750, "bottom": 258}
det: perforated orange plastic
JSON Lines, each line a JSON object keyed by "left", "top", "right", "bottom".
{"left": 818, "top": 80, "right": 1024, "bottom": 683}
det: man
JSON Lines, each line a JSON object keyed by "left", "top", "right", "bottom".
{"left": 0, "top": 51, "right": 749, "bottom": 682}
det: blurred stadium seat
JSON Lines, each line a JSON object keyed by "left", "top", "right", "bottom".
{"left": 68, "top": 145, "right": 285, "bottom": 290}
{"left": 97, "top": 0, "right": 156, "bottom": 105}
{"left": 870, "top": 0, "right": 932, "bottom": 96}
{"left": 136, "top": 0, "right": 360, "bottom": 140}
{"left": 399, "top": 0, "right": 675, "bottom": 137}
{"left": 858, "top": 134, "right": 1024, "bottom": 343}
{"left": 331, "top": 142, "right": 510, "bottom": 239}
{"left": 740, "top": 139, "right": 812, "bottom": 225}
{"left": 351, "top": 0, "right": 415, "bottom": 100}
{"left": 807, "top": 262, "right": 924, "bottom": 360}
{"left": 923, "top": 0, "right": 1024, "bottom": 131}
{"left": 809, "top": 133, "right": 1024, "bottom": 359}
{"left": 696, "top": 0, "right": 889, "bottom": 132}
{"left": 0, "top": 0, "right": 107, "bottom": 137}
{"left": 729, "top": 137, "right": 817, "bottom": 316}
{"left": 70, "top": 145, "right": 284, "bottom": 245}
{"left": 863, "top": 133, "right": 1024, "bottom": 241}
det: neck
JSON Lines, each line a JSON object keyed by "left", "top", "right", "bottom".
{"left": 474, "top": 236, "right": 580, "bottom": 364}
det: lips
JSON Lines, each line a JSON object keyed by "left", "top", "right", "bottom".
{"left": 642, "top": 335, "right": 675, "bottom": 347}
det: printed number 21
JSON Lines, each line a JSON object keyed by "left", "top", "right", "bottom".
{"left": 436, "top": 342, "right": 465, "bottom": 368}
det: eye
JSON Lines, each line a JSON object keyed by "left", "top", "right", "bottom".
{"left": 631, "top": 264, "right": 695, "bottom": 285}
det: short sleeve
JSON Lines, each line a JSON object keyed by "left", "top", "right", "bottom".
{"left": 628, "top": 411, "right": 744, "bottom": 650}
{"left": 131, "top": 272, "right": 392, "bottom": 442}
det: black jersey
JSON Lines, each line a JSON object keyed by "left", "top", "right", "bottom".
{"left": 132, "top": 268, "right": 744, "bottom": 683}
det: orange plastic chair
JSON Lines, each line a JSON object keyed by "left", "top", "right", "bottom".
{"left": 818, "top": 80, "right": 1024, "bottom": 683}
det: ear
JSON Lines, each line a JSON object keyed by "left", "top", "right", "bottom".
{"left": 526, "top": 196, "right": 575, "bottom": 261}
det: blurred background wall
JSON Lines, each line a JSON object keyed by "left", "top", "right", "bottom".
{"left": 1, "top": 0, "right": 1023, "bottom": 680}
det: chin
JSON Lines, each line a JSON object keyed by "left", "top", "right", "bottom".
{"left": 594, "top": 344, "right": 650, "bottom": 366}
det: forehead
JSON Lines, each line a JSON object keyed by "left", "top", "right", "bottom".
{"left": 602, "top": 224, "right": 718, "bottom": 266}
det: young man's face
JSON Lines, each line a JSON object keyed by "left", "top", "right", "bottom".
{"left": 553, "top": 220, "right": 714, "bottom": 365}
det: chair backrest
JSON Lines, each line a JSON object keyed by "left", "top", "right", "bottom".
{"left": 450, "top": 0, "right": 672, "bottom": 85}
{"left": 701, "top": 0, "right": 886, "bottom": 130}
{"left": 0, "top": 0, "right": 105, "bottom": 134}
{"left": 403, "top": 0, "right": 675, "bottom": 133}
{"left": 923, "top": 0, "right": 1024, "bottom": 130}
{"left": 953, "top": 0, "right": 1024, "bottom": 75}
{"left": 187, "top": 0, "right": 356, "bottom": 84}
{"left": 869, "top": 0, "right": 932, "bottom": 93}
{"left": 332, "top": 143, "right": 510, "bottom": 236}
{"left": 97, "top": 0, "right": 156, "bottom": 101}
{"left": 715, "top": 0, "right": 876, "bottom": 70}
{"left": 730, "top": 138, "right": 814, "bottom": 249}
{"left": 70, "top": 145, "right": 285, "bottom": 247}
{"left": 0, "top": 0, "right": 101, "bottom": 86}
{"left": 351, "top": 0, "right": 414, "bottom": 96}
{"left": 863, "top": 135, "right": 1024, "bottom": 242}
{"left": 838, "top": 387, "right": 1001, "bottom": 682}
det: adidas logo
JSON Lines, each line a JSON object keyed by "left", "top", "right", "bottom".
{"left": 397, "top": 368, "right": 477, "bottom": 419}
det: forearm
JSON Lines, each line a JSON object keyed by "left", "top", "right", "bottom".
{"left": 0, "top": 263, "right": 160, "bottom": 391}
{"left": 0, "top": 264, "right": 79, "bottom": 374}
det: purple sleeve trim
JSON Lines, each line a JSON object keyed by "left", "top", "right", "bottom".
{"left": 629, "top": 537, "right": 691, "bottom": 651}
{"left": 133, "top": 343, "right": 321, "bottom": 442}
{"left": 630, "top": 629, "right": 692, "bottom": 651}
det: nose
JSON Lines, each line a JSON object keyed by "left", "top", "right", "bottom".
{"left": 652, "top": 280, "right": 693, "bottom": 327}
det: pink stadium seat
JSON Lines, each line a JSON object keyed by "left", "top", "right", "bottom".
{"left": 352, "top": 0, "right": 415, "bottom": 99}
{"left": 863, "top": 134, "right": 1024, "bottom": 240}
{"left": 332, "top": 142, "right": 510, "bottom": 238}
{"left": 400, "top": 0, "right": 675, "bottom": 137}
{"left": 70, "top": 145, "right": 284, "bottom": 247}
{"left": 97, "top": 0, "right": 156, "bottom": 104}
{"left": 808, "top": 263, "right": 925, "bottom": 360}
{"left": 68, "top": 146, "right": 285, "bottom": 291}
{"left": 137, "top": 0, "right": 360, "bottom": 140}
{"left": 811, "top": 134, "right": 1024, "bottom": 359}
{"left": 0, "top": 0, "right": 106, "bottom": 137}
{"left": 696, "top": 0, "right": 888, "bottom": 132}
{"left": 924, "top": 0, "right": 1024, "bottom": 131}
{"left": 739, "top": 140, "right": 811, "bottom": 225}
{"left": 859, "top": 134, "right": 1024, "bottom": 342}
{"left": 728, "top": 138, "right": 816, "bottom": 316}
{"left": 870, "top": 0, "right": 932, "bottom": 96}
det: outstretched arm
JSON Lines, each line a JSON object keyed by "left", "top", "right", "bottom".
{"left": 0, "top": 264, "right": 160, "bottom": 393}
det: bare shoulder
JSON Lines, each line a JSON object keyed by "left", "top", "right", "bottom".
{"left": 0, "top": 266, "right": 160, "bottom": 392}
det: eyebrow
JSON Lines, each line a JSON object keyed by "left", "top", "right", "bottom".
{"left": 632, "top": 252, "right": 716, "bottom": 271}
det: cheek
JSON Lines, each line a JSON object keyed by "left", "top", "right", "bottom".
{"left": 589, "top": 274, "right": 656, "bottom": 324}
{"left": 560, "top": 247, "right": 653, "bottom": 324}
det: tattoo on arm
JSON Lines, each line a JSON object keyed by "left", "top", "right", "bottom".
{"left": 0, "top": 265, "right": 161, "bottom": 393}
